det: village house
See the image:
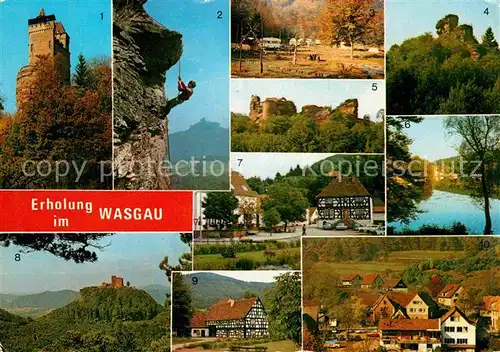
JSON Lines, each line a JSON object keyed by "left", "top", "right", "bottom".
{"left": 371, "top": 292, "right": 416, "bottom": 321}
{"left": 406, "top": 292, "right": 439, "bottom": 319}
{"left": 341, "top": 274, "right": 362, "bottom": 288}
{"left": 371, "top": 292, "right": 439, "bottom": 321}
{"left": 305, "top": 207, "right": 319, "bottom": 225}
{"left": 189, "top": 297, "right": 269, "bottom": 339}
{"left": 383, "top": 278, "right": 408, "bottom": 292}
{"left": 441, "top": 307, "right": 476, "bottom": 351}
{"left": 378, "top": 318, "right": 442, "bottom": 352}
{"left": 316, "top": 175, "right": 373, "bottom": 228}
{"left": 482, "top": 296, "right": 500, "bottom": 332}
{"left": 194, "top": 171, "right": 261, "bottom": 229}
{"left": 360, "top": 273, "right": 384, "bottom": 289}
{"left": 438, "top": 284, "right": 463, "bottom": 307}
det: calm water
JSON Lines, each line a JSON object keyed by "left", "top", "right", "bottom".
{"left": 390, "top": 190, "right": 500, "bottom": 235}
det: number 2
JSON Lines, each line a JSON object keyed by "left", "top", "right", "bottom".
{"left": 217, "top": 11, "right": 222, "bottom": 19}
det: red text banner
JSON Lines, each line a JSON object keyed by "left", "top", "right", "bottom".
{"left": 0, "top": 191, "right": 193, "bottom": 232}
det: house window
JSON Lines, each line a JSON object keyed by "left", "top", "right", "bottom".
{"left": 444, "top": 338, "right": 455, "bottom": 344}
{"left": 463, "top": 327, "right": 468, "bottom": 332}
{"left": 418, "top": 308, "right": 424, "bottom": 312}
{"left": 444, "top": 326, "right": 455, "bottom": 332}
{"left": 457, "top": 339, "right": 468, "bottom": 344}
{"left": 457, "top": 327, "right": 462, "bottom": 332}
{"left": 450, "top": 317, "right": 455, "bottom": 321}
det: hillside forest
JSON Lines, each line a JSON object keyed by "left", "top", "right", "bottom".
{"left": 232, "top": 109, "right": 384, "bottom": 153}
{"left": 387, "top": 14, "right": 500, "bottom": 114}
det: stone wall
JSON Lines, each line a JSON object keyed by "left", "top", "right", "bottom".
{"left": 113, "top": 0, "right": 182, "bottom": 190}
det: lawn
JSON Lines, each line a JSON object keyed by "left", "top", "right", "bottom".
{"left": 194, "top": 247, "right": 301, "bottom": 270}
{"left": 307, "top": 251, "right": 464, "bottom": 276}
{"left": 253, "top": 340, "right": 296, "bottom": 352}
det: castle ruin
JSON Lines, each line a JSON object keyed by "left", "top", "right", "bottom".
{"left": 16, "top": 8, "right": 71, "bottom": 108}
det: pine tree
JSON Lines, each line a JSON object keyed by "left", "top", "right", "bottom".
{"left": 74, "top": 53, "right": 91, "bottom": 87}
{"left": 482, "top": 26, "right": 499, "bottom": 50}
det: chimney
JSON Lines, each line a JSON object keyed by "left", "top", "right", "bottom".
{"left": 228, "top": 298, "right": 235, "bottom": 307}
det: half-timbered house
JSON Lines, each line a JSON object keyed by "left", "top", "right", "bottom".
{"left": 316, "top": 176, "right": 373, "bottom": 227}
{"left": 190, "top": 297, "right": 269, "bottom": 339}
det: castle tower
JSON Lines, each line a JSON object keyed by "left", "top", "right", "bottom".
{"left": 16, "top": 9, "right": 71, "bottom": 108}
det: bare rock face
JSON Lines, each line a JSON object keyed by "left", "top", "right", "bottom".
{"left": 113, "top": 0, "right": 182, "bottom": 190}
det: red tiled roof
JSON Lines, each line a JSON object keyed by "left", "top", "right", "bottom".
{"left": 205, "top": 297, "right": 258, "bottom": 321}
{"left": 386, "top": 292, "right": 416, "bottom": 307}
{"left": 383, "top": 278, "right": 404, "bottom": 289}
{"left": 342, "top": 274, "right": 360, "bottom": 281}
{"left": 55, "top": 22, "right": 67, "bottom": 34}
{"left": 378, "top": 318, "right": 440, "bottom": 331}
{"left": 481, "top": 296, "right": 500, "bottom": 311}
{"left": 438, "top": 284, "right": 461, "bottom": 298}
{"left": 355, "top": 292, "right": 381, "bottom": 307}
{"left": 190, "top": 312, "right": 208, "bottom": 328}
{"left": 231, "top": 171, "right": 258, "bottom": 197}
{"left": 316, "top": 176, "right": 371, "bottom": 198}
{"left": 361, "top": 273, "right": 381, "bottom": 286}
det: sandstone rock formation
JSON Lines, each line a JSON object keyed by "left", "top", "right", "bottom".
{"left": 249, "top": 96, "right": 297, "bottom": 124}
{"left": 249, "top": 96, "right": 362, "bottom": 126}
{"left": 113, "top": 0, "right": 182, "bottom": 189}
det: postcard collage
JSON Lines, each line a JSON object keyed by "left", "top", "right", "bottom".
{"left": 0, "top": 0, "right": 499, "bottom": 351}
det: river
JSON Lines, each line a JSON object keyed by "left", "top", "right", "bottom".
{"left": 389, "top": 190, "right": 500, "bottom": 235}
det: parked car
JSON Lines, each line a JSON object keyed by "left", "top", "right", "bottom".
{"left": 324, "top": 340, "right": 341, "bottom": 349}
{"left": 335, "top": 222, "right": 348, "bottom": 231}
{"left": 322, "top": 222, "right": 334, "bottom": 230}
{"left": 374, "top": 225, "right": 385, "bottom": 236}
{"left": 358, "top": 225, "right": 378, "bottom": 233}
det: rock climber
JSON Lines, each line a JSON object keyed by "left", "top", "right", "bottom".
{"left": 164, "top": 76, "right": 196, "bottom": 115}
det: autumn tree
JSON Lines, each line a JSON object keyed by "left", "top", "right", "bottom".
{"left": 318, "top": 0, "right": 378, "bottom": 60}
{"left": 238, "top": 199, "right": 258, "bottom": 229}
{"left": 0, "top": 55, "right": 112, "bottom": 189}
{"left": 444, "top": 116, "right": 500, "bottom": 234}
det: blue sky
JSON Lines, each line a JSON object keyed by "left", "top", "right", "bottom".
{"left": 0, "top": 0, "right": 112, "bottom": 113}
{"left": 405, "top": 117, "right": 462, "bottom": 161}
{"left": 387, "top": 0, "right": 499, "bottom": 47}
{"left": 146, "top": 0, "right": 229, "bottom": 133}
{"left": 232, "top": 80, "right": 385, "bottom": 122}
{"left": 0, "top": 234, "right": 190, "bottom": 294}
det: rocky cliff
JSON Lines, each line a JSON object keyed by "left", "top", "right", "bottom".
{"left": 249, "top": 96, "right": 361, "bottom": 126}
{"left": 113, "top": 0, "right": 182, "bottom": 189}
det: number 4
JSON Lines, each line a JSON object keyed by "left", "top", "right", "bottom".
{"left": 484, "top": 8, "right": 489, "bottom": 15}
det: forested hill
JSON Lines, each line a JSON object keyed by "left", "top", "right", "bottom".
{"left": 388, "top": 14, "right": 500, "bottom": 114}
{"left": 169, "top": 118, "right": 229, "bottom": 162}
{"left": 0, "top": 286, "right": 169, "bottom": 352}
{"left": 0, "top": 290, "right": 79, "bottom": 309}
{"left": 184, "top": 272, "right": 275, "bottom": 308}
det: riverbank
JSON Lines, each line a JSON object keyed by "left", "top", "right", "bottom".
{"left": 434, "top": 183, "right": 500, "bottom": 200}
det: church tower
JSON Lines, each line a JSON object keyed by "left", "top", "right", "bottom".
{"left": 16, "top": 9, "right": 71, "bottom": 108}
